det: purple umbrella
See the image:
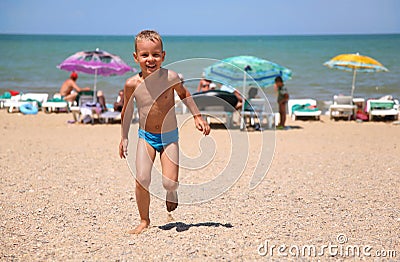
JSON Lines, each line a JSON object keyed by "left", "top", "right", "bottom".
{"left": 57, "top": 48, "right": 135, "bottom": 102}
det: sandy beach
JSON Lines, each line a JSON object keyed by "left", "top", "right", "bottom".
{"left": 1, "top": 110, "right": 399, "bottom": 260}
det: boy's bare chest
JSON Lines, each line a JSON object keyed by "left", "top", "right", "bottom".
{"left": 135, "top": 85, "right": 175, "bottom": 110}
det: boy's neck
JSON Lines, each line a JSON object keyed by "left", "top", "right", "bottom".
{"left": 139, "top": 67, "right": 164, "bottom": 80}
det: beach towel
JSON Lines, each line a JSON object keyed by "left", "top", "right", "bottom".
{"left": 291, "top": 103, "right": 319, "bottom": 113}
{"left": 369, "top": 101, "right": 394, "bottom": 110}
{"left": 0, "top": 92, "right": 12, "bottom": 99}
{"left": 46, "top": 97, "right": 66, "bottom": 103}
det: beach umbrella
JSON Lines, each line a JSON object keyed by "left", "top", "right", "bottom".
{"left": 323, "top": 53, "right": 388, "bottom": 98}
{"left": 203, "top": 55, "right": 292, "bottom": 129}
{"left": 57, "top": 48, "right": 135, "bottom": 102}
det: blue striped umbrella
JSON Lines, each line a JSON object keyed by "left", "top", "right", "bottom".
{"left": 204, "top": 56, "right": 292, "bottom": 129}
{"left": 203, "top": 56, "right": 292, "bottom": 89}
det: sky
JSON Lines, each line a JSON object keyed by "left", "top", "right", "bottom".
{"left": 0, "top": 0, "right": 399, "bottom": 36}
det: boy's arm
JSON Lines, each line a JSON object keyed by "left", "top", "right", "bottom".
{"left": 119, "top": 78, "right": 136, "bottom": 158}
{"left": 173, "top": 80, "right": 210, "bottom": 135}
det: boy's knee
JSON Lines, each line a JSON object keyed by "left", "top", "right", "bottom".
{"left": 162, "top": 178, "right": 179, "bottom": 192}
{"left": 136, "top": 174, "right": 151, "bottom": 189}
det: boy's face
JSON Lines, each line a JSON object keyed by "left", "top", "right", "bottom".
{"left": 134, "top": 39, "right": 165, "bottom": 77}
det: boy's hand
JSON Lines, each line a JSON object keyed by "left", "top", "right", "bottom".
{"left": 119, "top": 138, "right": 129, "bottom": 158}
{"left": 194, "top": 115, "right": 210, "bottom": 135}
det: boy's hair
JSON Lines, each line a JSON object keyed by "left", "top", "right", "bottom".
{"left": 135, "top": 30, "right": 163, "bottom": 52}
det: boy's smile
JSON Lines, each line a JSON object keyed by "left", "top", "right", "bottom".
{"left": 134, "top": 40, "right": 165, "bottom": 77}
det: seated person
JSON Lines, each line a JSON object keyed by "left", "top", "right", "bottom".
{"left": 220, "top": 84, "right": 243, "bottom": 110}
{"left": 244, "top": 87, "right": 258, "bottom": 111}
{"left": 59, "top": 72, "right": 91, "bottom": 103}
{"left": 96, "top": 90, "right": 107, "bottom": 112}
{"left": 244, "top": 87, "right": 262, "bottom": 130}
{"left": 114, "top": 89, "right": 124, "bottom": 112}
{"left": 197, "top": 77, "right": 212, "bottom": 93}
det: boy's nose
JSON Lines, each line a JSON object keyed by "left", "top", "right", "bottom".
{"left": 147, "top": 55, "right": 155, "bottom": 61}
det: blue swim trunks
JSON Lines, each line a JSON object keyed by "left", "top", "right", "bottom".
{"left": 138, "top": 128, "right": 179, "bottom": 152}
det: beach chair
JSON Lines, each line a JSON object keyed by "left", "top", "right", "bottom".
{"left": 366, "top": 99, "right": 399, "bottom": 121}
{"left": 174, "top": 91, "right": 187, "bottom": 114}
{"left": 192, "top": 90, "right": 238, "bottom": 128}
{"left": 41, "top": 93, "right": 70, "bottom": 113}
{"left": 329, "top": 95, "right": 357, "bottom": 120}
{"left": 3, "top": 93, "right": 48, "bottom": 113}
{"left": 241, "top": 98, "right": 275, "bottom": 130}
{"left": 288, "top": 99, "right": 321, "bottom": 121}
{"left": 70, "top": 91, "right": 99, "bottom": 123}
{"left": 0, "top": 92, "right": 15, "bottom": 109}
{"left": 99, "top": 111, "right": 121, "bottom": 123}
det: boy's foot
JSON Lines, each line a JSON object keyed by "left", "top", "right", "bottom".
{"left": 127, "top": 220, "right": 150, "bottom": 234}
{"left": 166, "top": 191, "right": 178, "bottom": 212}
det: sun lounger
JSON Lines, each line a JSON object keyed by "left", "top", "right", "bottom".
{"left": 175, "top": 91, "right": 187, "bottom": 114}
{"left": 3, "top": 93, "right": 48, "bottom": 113}
{"left": 366, "top": 99, "right": 399, "bottom": 121}
{"left": 241, "top": 98, "right": 275, "bottom": 129}
{"left": 329, "top": 95, "right": 357, "bottom": 120}
{"left": 288, "top": 99, "right": 321, "bottom": 120}
{"left": 99, "top": 111, "right": 121, "bottom": 123}
{"left": 41, "top": 94, "right": 70, "bottom": 113}
{"left": 192, "top": 90, "right": 238, "bottom": 128}
{"left": 0, "top": 92, "right": 13, "bottom": 109}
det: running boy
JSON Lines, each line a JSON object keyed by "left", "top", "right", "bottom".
{"left": 119, "top": 30, "right": 210, "bottom": 234}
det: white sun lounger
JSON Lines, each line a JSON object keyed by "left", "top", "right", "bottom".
{"left": 3, "top": 93, "right": 49, "bottom": 113}
{"left": 41, "top": 93, "right": 70, "bottom": 113}
{"left": 241, "top": 98, "right": 275, "bottom": 129}
{"left": 288, "top": 99, "right": 321, "bottom": 120}
{"left": 329, "top": 95, "right": 357, "bottom": 120}
{"left": 366, "top": 99, "right": 399, "bottom": 121}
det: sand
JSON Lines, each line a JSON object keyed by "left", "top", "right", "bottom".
{"left": 0, "top": 110, "right": 399, "bottom": 261}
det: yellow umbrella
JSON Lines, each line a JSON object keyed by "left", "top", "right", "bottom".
{"left": 324, "top": 53, "right": 388, "bottom": 97}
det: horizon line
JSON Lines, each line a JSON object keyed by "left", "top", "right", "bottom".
{"left": 1, "top": 32, "right": 400, "bottom": 38}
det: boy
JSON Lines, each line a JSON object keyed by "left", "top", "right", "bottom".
{"left": 274, "top": 76, "right": 289, "bottom": 129}
{"left": 119, "top": 30, "right": 210, "bottom": 234}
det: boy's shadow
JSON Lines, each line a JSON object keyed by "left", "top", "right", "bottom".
{"left": 158, "top": 221, "right": 233, "bottom": 232}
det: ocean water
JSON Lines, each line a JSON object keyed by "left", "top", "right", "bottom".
{"left": 1, "top": 34, "right": 399, "bottom": 110}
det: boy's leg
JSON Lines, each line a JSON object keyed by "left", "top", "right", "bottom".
{"left": 160, "top": 142, "right": 179, "bottom": 212}
{"left": 128, "top": 138, "right": 156, "bottom": 234}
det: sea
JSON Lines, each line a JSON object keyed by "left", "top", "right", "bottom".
{"left": 1, "top": 34, "right": 399, "bottom": 111}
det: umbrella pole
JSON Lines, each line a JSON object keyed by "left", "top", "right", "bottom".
{"left": 240, "top": 72, "right": 246, "bottom": 130}
{"left": 351, "top": 69, "right": 357, "bottom": 98}
{"left": 93, "top": 68, "right": 98, "bottom": 103}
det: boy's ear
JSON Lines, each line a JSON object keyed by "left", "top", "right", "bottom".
{"left": 162, "top": 51, "right": 166, "bottom": 62}
{"left": 133, "top": 52, "right": 138, "bottom": 63}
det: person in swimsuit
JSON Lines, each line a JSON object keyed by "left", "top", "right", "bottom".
{"left": 59, "top": 72, "right": 91, "bottom": 103}
{"left": 274, "top": 76, "right": 289, "bottom": 129}
{"left": 196, "top": 76, "right": 212, "bottom": 93}
{"left": 119, "top": 30, "right": 210, "bottom": 234}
